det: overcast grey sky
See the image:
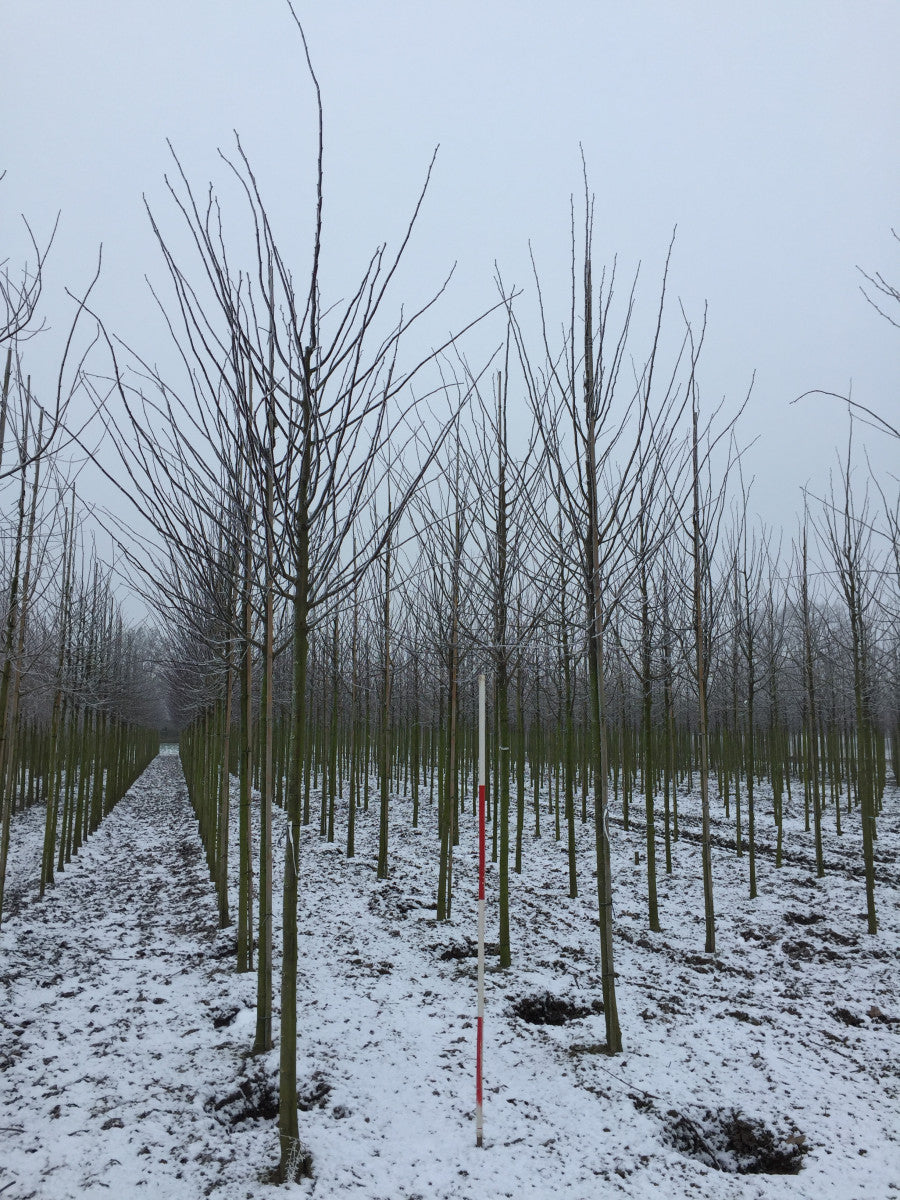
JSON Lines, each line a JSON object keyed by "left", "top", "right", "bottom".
{"left": 3, "top": 1, "right": 898, "bottom": 538}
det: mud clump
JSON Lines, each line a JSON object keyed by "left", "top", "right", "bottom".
{"left": 666, "top": 1106, "right": 808, "bottom": 1175}
{"left": 211, "top": 1064, "right": 333, "bottom": 1127}
{"left": 438, "top": 940, "right": 476, "bottom": 961}
{"left": 513, "top": 992, "right": 602, "bottom": 1026}
{"left": 781, "top": 939, "right": 815, "bottom": 962}
{"left": 210, "top": 1006, "right": 240, "bottom": 1029}
{"left": 297, "top": 1074, "right": 332, "bottom": 1112}
{"left": 783, "top": 911, "right": 824, "bottom": 926}
{"left": 832, "top": 1007, "right": 864, "bottom": 1028}
{"left": 435, "top": 939, "right": 500, "bottom": 961}
{"left": 211, "top": 1074, "right": 279, "bottom": 1125}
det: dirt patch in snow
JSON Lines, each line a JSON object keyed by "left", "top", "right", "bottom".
{"left": 665, "top": 1105, "right": 808, "bottom": 1175}
{"left": 512, "top": 992, "right": 603, "bottom": 1026}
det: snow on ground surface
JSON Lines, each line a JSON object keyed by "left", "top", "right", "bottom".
{"left": 1, "top": 746, "right": 898, "bottom": 1200}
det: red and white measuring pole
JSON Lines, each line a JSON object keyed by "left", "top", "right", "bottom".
{"left": 476, "top": 672, "right": 486, "bottom": 1148}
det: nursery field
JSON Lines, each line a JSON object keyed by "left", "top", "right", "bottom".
{"left": 1, "top": 746, "right": 897, "bottom": 1200}
{"left": 3, "top": 7, "right": 899, "bottom": 1200}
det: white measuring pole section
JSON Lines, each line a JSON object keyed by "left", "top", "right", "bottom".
{"left": 476, "top": 672, "right": 486, "bottom": 1148}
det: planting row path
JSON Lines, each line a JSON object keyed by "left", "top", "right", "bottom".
{"left": 0, "top": 747, "right": 260, "bottom": 1200}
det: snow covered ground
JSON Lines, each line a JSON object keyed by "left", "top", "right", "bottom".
{"left": 1, "top": 748, "right": 897, "bottom": 1199}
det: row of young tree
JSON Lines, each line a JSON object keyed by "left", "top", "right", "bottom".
{"left": 70, "top": 95, "right": 897, "bottom": 1176}
{"left": 0, "top": 194, "right": 162, "bottom": 930}
{"left": 4, "top": 47, "right": 898, "bottom": 1176}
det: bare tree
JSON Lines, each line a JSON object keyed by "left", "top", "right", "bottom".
{"left": 505, "top": 186, "right": 689, "bottom": 1052}
{"left": 466, "top": 342, "right": 545, "bottom": 966}
{"left": 78, "top": 10, "right": 495, "bottom": 1172}
{"left": 678, "top": 332, "right": 749, "bottom": 954}
{"left": 816, "top": 427, "right": 881, "bottom": 934}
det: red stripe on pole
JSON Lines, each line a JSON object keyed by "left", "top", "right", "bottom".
{"left": 476, "top": 1015, "right": 484, "bottom": 1105}
{"left": 478, "top": 784, "right": 486, "bottom": 900}
{"left": 476, "top": 673, "right": 486, "bottom": 1148}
